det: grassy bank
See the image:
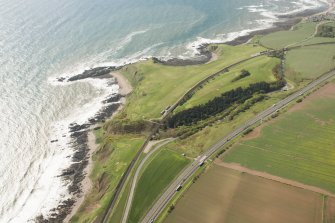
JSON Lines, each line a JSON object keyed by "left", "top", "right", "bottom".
{"left": 128, "top": 149, "right": 190, "bottom": 223}
{"left": 70, "top": 130, "right": 145, "bottom": 222}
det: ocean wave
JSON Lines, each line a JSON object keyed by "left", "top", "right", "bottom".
{"left": 15, "top": 0, "right": 329, "bottom": 221}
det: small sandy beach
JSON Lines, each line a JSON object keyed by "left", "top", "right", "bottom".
{"left": 111, "top": 72, "right": 133, "bottom": 96}
{"left": 64, "top": 132, "right": 97, "bottom": 222}
{"left": 64, "top": 72, "right": 132, "bottom": 222}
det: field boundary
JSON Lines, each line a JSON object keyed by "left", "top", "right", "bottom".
{"left": 215, "top": 160, "right": 335, "bottom": 198}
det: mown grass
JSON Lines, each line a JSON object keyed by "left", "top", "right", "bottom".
{"left": 119, "top": 44, "right": 265, "bottom": 121}
{"left": 70, "top": 132, "right": 145, "bottom": 223}
{"left": 260, "top": 22, "right": 316, "bottom": 49}
{"left": 285, "top": 45, "right": 335, "bottom": 83}
{"left": 177, "top": 56, "right": 279, "bottom": 111}
{"left": 223, "top": 92, "right": 335, "bottom": 193}
{"left": 128, "top": 149, "right": 190, "bottom": 223}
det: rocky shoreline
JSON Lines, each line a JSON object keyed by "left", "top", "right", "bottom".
{"left": 37, "top": 2, "right": 331, "bottom": 222}
{"left": 36, "top": 71, "right": 123, "bottom": 222}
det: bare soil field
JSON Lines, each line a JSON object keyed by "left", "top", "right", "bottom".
{"left": 165, "top": 165, "right": 323, "bottom": 223}
{"left": 215, "top": 160, "right": 335, "bottom": 197}
{"left": 326, "top": 197, "right": 335, "bottom": 223}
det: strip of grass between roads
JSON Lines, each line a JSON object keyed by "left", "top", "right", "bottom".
{"left": 128, "top": 149, "right": 190, "bottom": 223}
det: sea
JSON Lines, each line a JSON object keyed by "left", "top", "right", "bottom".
{"left": 0, "top": 0, "right": 329, "bottom": 222}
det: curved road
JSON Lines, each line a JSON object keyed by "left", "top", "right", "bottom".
{"left": 101, "top": 41, "right": 335, "bottom": 223}
{"left": 121, "top": 138, "right": 175, "bottom": 223}
{"left": 141, "top": 69, "right": 335, "bottom": 223}
{"left": 100, "top": 51, "right": 265, "bottom": 223}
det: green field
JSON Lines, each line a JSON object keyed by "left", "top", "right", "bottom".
{"left": 165, "top": 165, "right": 323, "bottom": 223}
{"left": 128, "top": 149, "right": 190, "bottom": 223}
{"left": 285, "top": 45, "right": 335, "bottom": 82}
{"left": 72, "top": 17, "right": 335, "bottom": 222}
{"left": 177, "top": 56, "right": 278, "bottom": 111}
{"left": 70, "top": 133, "right": 145, "bottom": 222}
{"left": 162, "top": 90, "right": 287, "bottom": 157}
{"left": 223, "top": 85, "right": 335, "bottom": 193}
{"left": 260, "top": 22, "right": 316, "bottom": 49}
{"left": 120, "top": 44, "right": 265, "bottom": 120}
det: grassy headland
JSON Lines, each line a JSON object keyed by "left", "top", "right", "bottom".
{"left": 71, "top": 17, "right": 335, "bottom": 223}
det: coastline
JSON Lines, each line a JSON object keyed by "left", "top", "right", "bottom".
{"left": 42, "top": 2, "right": 333, "bottom": 222}
{"left": 64, "top": 131, "right": 97, "bottom": 222}
{"left": 62, "top": 72, "right": 132, "bottom": 223}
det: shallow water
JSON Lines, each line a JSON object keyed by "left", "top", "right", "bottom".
{"left": 0, "top": 0, "right": 327, "bottom": 221}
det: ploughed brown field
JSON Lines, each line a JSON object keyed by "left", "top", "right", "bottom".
{"left": 164, "top": 165, "right": 328, "bottom": 223}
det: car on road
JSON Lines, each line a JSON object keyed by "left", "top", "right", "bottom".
{"left": 176, "top": 184, "right": 182, "bottom": 191}
{"left": 198, "top": 155, "right": 207, "bottom": 167}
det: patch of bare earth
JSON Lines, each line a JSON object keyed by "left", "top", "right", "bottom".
{"left": 111, "top": 72, "right": 133, "bottom": 96}
{"left": 215, "top": 160, "right": 335, "bottom": 197}
{"left": 242, "top": 125, "right": 262, "bottom": 140}
{"left": 165, "top": 165, "right": 323, "bottom": 223}
{"left": 326, "top": 197, "right": 335, "bottom": 223}
{"left": 290, "top": 83, "right": 335, "bottom": 112}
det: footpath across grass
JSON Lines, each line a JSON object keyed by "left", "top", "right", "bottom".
{"left": 128, "top": 149, "right": 190, "bottom": 223}
{"left": 223, "top": 84, "right": 335, "bottom": 193}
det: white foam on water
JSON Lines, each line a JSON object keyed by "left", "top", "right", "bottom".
{"left": 2, "top": 0, "right": 329, "bottom": 222}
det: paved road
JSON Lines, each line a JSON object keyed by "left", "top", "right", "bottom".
{"left": 121, "top": 139, "right": 175, "bottom": 223}
{"left": 100, "top": 52, "right": 265, "bottom": 223}
{"left": 141, "top": 69, "right": 335, "bottom": 223}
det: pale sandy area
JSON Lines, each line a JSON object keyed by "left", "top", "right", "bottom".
{"left": 65, "top": 132, "right": 97, "bottom": 222}
{"left": 111, "top": 72, "right": 133, "bottom": 96}
{"left": 65, "top": 72, "right": 133, "bottom": 222}
{"left": 206, "top": 52, "right": 218, "bottom": 64}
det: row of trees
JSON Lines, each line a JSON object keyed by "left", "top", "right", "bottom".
{"left": 167, "top": 80, "right": 285, "bottom": 128}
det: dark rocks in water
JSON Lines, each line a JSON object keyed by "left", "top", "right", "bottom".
{"left": 103, "top": 94, "right": 122, "bottom": 104}
{"left": 68, "top": 66, "right": 119, "bottom": 82}
{"left": 153, "top": 44, "right": 212, "bottom": 66}
{"left": 60, "top": 168, "right": 75, "bottom": 176}
{"left": 35, "top": 198, "right": 75, "bottom": 223}
{"left": 69, "top": 123, "right": 90, "bottom": 133}
{"left": 56, "top": 77, "right": 66, "bottom": 82}
{"left": 37, "top": 84, "right": 121, "bottom": 222}
{"left": 91, "top": 103, "right": 121, "bottom": 125}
